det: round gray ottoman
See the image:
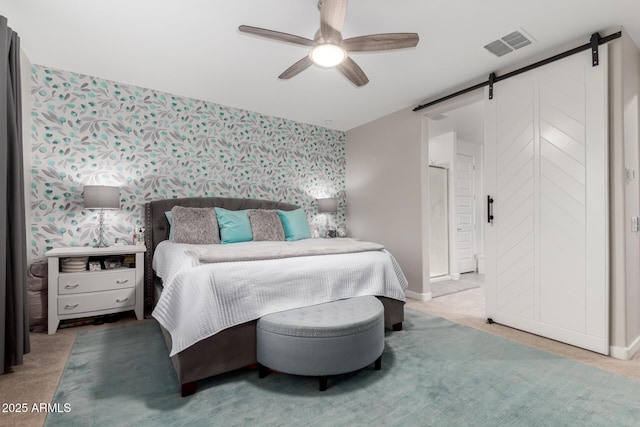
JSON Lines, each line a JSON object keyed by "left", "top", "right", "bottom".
{"left": 256, "top": 296, "right": 385, "bottom": 391}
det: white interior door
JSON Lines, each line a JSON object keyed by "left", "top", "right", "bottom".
{"left": 484, "top": 46, "right": 609, "bottom": 354}
{"left": 456, "top": 153, "right": 475, "bottom": 273}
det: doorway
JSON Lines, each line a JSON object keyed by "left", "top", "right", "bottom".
{"left": 427, "top": 99, "right": 486, "bottom": 304}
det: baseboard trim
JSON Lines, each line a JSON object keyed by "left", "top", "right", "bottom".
{"left": 405, "top": 290, "right": 432, "bottom": 301}
{"left": 610, "top": 334, "right": 640, "bottom": 360}
{"left": 430, "top": 275, "right": 451, "bottom": 283}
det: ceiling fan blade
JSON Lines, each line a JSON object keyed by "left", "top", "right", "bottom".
{"left": 239, "top": 25, "right": 316, "bottom": 47}
{"left": 279, "top": 56, "right": 314, "bottom": 79}
{"left": 320, "top": 0, "right": 348, "bottom": 43}
{"left": 343, "top": 33, "right": 420, "bottom": 52}
{"left": 336, "top": 56, "right": 369, "bottom": 87}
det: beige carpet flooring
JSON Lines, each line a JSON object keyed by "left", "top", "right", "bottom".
{"left": 3, "top": 290, "right": 640, "bottom": 427}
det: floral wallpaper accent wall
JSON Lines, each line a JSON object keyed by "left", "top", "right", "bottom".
{"left": 30, "top": 65, "right": 345, "bottom": 257}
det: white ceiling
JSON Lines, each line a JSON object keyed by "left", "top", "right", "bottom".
{"left": 3, "top": 0, "right": 640, "bottom": 131}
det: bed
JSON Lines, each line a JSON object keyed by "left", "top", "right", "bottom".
{"left": 144, "top": 197, "right": 407, "bottom": 396}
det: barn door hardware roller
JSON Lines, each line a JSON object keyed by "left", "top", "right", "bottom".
{"left": 590, "top": 32, "right": 601, "bottom": 66}
{"left": 488, "top": 72, "right": 496, "bottom": 100}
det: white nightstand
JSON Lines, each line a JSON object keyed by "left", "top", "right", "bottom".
{"left": 45, "top": 245, "right": 146, "bottom": 334}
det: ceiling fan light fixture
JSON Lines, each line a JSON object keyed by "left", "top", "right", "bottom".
{"left": 310, "top": 43, "right": 346, "bottom": 68}
{"left": 239, "top": 0, "right": 419, "bottom": 86}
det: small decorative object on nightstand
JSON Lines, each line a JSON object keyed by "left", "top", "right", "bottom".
{"left": 45, "top": 245, "right": 146, "bottom": 334}
{"left": 136, "top": 227, "right": 146, "bottom": 246}
{"left": 103, "top": 257, "right": 122, "bottom": 269}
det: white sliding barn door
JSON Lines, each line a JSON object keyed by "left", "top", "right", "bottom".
{"left": 484, "top": 47, "right": 609, "bottom": 354}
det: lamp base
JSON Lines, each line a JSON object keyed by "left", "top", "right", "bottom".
{"left": 95, "top": 209, "right": 108, "bottom": 248}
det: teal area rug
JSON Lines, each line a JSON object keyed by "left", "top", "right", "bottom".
{"left": 46, "top": 310, "right": 640, "bottom": 426}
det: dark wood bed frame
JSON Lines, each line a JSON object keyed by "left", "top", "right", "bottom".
{"left": 144, "top": 197, "right": 405, "bottom": 396}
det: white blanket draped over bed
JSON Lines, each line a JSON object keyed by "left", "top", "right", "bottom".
{"left": 151, "top": 239, "right": 408, "bottom": 356}
{"left": 192, "top": 238, "right": 385, "bottom": 263}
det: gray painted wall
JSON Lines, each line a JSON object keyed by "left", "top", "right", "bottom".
{"left": 346, "top": 108, "right": 426, "bottom": 294}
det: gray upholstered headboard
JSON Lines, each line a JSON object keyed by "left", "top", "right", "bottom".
{"left": 143, "top": 197, "right": 299, "bottom": 314}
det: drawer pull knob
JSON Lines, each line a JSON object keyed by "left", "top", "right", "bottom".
{"left": 116, "top": 279, "right": 129, "bottom": 284}
{"left": 64, "top": 304, "right": 79, "bottom": 310}
{"left": 116, "top": 298, "right": 129, "bottom": 303}
{"left": 65, "top": 284, "right": 80, "bottom": 289}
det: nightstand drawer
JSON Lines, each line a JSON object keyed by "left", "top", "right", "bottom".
{"left": 58, "top": 269, "right": 136, "bottom": 294}
{"left": 58, "top": 288, "right": 135, "bottom": 315}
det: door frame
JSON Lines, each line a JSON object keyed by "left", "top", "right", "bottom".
{"left": 421, "top": 91, "right": 485, "bottom": 295}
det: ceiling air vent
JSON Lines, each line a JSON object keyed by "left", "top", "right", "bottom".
{"left": 484, "top": 40, "right": 513, "bottom": 57}
{"left": 502, "top": 31, "right": 532, "bottom": 49}
{"left": 484, "top": 29, "right": 535, "bottom": 57}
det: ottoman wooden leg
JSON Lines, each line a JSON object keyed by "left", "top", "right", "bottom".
{"left": 258, "top": 363, "right": 270, "bottom": 379}
{"left": 374, "top": 355, "right": 382, "bottom": 371}
{"left": 319, "top": 376, "right": 328, "bottom": 391}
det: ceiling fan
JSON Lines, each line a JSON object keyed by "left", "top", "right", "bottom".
{"left": 238, "top": 0, "right": 419, "bottom": 87}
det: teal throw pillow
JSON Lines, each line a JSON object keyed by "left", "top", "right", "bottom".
{"left": 277, "top": 209, "right": 312, "bottom": 241}
{"left": 214, "top": 207, "right": 253, "bottom": 244}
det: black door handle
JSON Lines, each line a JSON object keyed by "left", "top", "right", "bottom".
{"left": 487, "top": 195, "right": 494, "bottom": 224}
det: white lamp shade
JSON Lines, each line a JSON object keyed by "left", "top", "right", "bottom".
{"left": 83, "top": 185, "right": 120, "bottom": 210}
{"left": 317, "top": 197, "right": 338, "bottom": 213}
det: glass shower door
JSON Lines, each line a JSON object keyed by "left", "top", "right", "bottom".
{"left": 429, "top": 166, "right": 449, "bottom": 278}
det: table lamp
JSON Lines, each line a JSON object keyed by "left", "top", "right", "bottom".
{"left": 83, "top": 185, "right": 120, "bottom": 247}
{"left": 317, "top": 197, "right": 338, "bottom": 237}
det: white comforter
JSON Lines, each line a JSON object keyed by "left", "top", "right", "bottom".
{"left": 152, "top": 239, "right": 408, "bottom": 356}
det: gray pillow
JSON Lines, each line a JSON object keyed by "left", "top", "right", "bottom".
{"left": 247, "top": 209, "right": 285, "bottom": 241}
{"left": 171, "top": 206, "right": 220, "bottom": 244}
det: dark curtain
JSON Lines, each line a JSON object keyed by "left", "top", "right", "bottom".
{"left": 0, "top": 15, "right": 29, "bottom": 373}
